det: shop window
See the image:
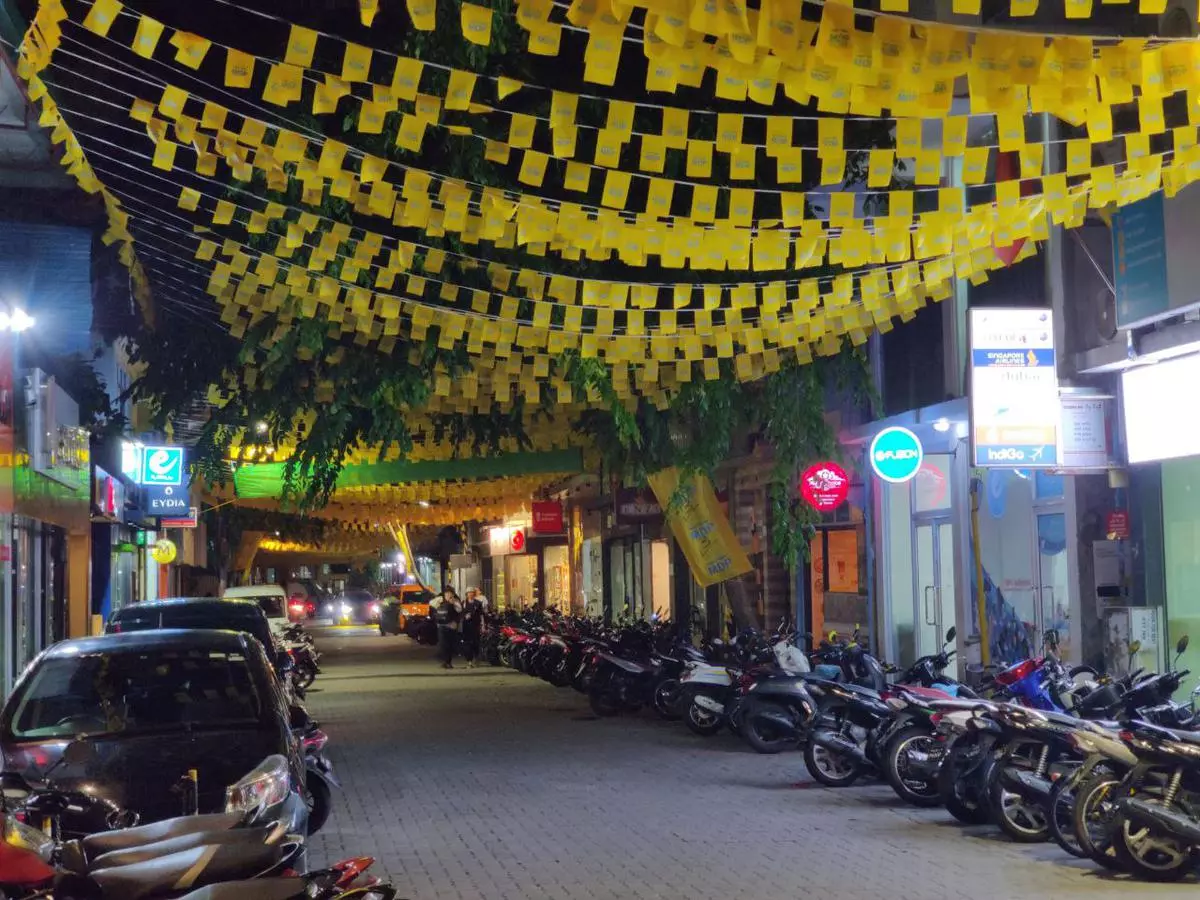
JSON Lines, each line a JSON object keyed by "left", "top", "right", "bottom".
{"left": 1035, "top": 471, "right": 1065, "bottom": 500}
{"left": 913, "top": 455, "right": 953, "bottom": 513}
{"left": 1162, "top": 457, "right": 1200, "bottom": 695}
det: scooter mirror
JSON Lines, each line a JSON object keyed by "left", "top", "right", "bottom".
{"left": 945, "top": 626, "right": 957, "bottom": 644}
{"left": 1177, "top": 635, "right": 1190, "bottom": 655}
{"left": 1129, "top": 640, "right": 1142, "bottom": 655}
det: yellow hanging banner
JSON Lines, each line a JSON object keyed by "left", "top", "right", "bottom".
{"left": 647, "top": 467, "right": 752, "bottom": 587}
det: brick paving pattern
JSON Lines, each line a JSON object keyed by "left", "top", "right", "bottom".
{"left": 305, "top": 627, "right": 1197, "bottom": 899}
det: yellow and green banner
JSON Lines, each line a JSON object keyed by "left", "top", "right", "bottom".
{"left": 647, "top": 468, "right": 752, "bottom": 588}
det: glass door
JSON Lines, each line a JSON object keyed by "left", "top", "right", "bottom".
{"left": 1036, "top": 512, "right": 1070, "bottom": 660}
{"left": 911, "top": 519, "right": 956, "bottom": 665}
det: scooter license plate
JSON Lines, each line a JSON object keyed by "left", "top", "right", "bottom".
{"left": 694, "top": 695, "right": 724, "bottom": 713}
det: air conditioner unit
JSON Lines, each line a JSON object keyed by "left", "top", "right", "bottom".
{"left": 1063, "top": 224, "right": 1123, "bottom": 361}
{"left": 1161, "top": 0, "right": 1197, "bottom": 36}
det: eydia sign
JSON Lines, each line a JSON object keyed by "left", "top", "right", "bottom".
{"left": 800, "top": 462, "right": 850, "bottom": 512}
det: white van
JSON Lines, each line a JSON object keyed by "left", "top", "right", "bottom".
{"left": 223, "top": 584, "right": 290, "bottom": 636}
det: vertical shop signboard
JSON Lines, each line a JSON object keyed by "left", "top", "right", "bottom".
{"left": 1111, "top": 191, "right": 1170, "bottom": 329}
{"left": 969, "top": 308, "right": 1059, "bottom": 467}
{"left": 646, "top": 467, "right": 752, "bottom": 587}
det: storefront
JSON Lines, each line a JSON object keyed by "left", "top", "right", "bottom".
{"left": 1118, "top": 351, "right": 1200, "bottom": 685}
{"left": 846, "top": 397, "right": 1082, "bottom": 670}
{"left": 802, "top": 462, "right": 868, "bottom": 642}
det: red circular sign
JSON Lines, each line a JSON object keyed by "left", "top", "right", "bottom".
{"left": 509, "top": 528, "right": 526, "bottom": 553}
{"left": 800, "top": 462, "right": 851, "bottom": 512}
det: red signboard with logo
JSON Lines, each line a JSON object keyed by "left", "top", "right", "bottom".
{"left": 531, "top": 501, "right": 564, "bottom": 534}
{"left": 800, "top": 462, "right": 851, "bottom": 512}
{"left": 1106, "top": 510, "right": 1130, "bottom": 540}
{"left": 509, "top": 528, "right": 526, "bottom": 553}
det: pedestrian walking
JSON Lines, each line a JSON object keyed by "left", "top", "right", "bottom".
{"left": 460, "top": 589, "right": 485, "bottom": 668}
{"left": 431, "top": 587, "right": 462, "bottom": 669}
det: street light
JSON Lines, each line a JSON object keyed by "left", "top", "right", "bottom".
{"left": 0, "top": 309, "right": 35, "bottom": 333}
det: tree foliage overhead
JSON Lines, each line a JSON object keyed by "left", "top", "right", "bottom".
{"left": 569, "top": 347, "right": 876, "bottom": 565}
{"left": 67, "top": 0, "right": 886, "bottom": 520}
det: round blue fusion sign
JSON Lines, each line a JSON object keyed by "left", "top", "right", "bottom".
{"left": 869, "top": 426, "right": 923, "bottom": 483}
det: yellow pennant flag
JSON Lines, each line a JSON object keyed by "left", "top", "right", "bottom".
{"left": 225, "top": 48, "right": 255, "bottom": 88}
{"left": 168, "top": 32, "right": 211, "bottom": 70}
{"left": 461, "top": 3, "right": 492, "bottom": 45}
{"left": 285, "top": 24, "right": 318, "bottom": 67}
{"left": 407, "top": 0, "right": 436, "bottom": 30}
{"left": 131, "top": 14, "right": 164, "bottom": 59}
{"left": 647, "top": 468, "right": 752, "bottom": 587}
{"left": 82, "top": 0, "right": 122, "bottom": 36}
{"left": 359, "top": 0, "right": 380, "bottom": 26}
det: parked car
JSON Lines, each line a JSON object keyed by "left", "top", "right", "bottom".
{"left": 379, "top": 585, "right": 435, "bottom": 636}
{"left": 324, "top": 589, "right": 379, "bottom": 625}
{"left": 105, "top": 598, "right": 297, "bottom": 699}
{"left": 222, "top": 585, "right": 291, "bottom": 634}
{"left": 0, "top": 629, "right": 309, "bottom": 838}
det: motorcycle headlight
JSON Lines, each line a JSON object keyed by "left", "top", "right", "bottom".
{"left": 225, "top": 755, "right": 291, "bottom": 816}
{"left": 341, "top": 604, "right": 352, "bottom": 615}
{"left": 4, "top": 815, "right": 54, "bottom": 861}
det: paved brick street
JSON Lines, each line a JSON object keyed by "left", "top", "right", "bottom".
{"left": 304, "top": 627, "right": 1197, "bottom": 900}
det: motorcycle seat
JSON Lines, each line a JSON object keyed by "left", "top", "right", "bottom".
{"left": 598, "top": 652, "right": 649, "bottom": 674}
{"left": 76, "top": 812, "right": 245, "bottom": 861}
{"left": 176, "top": 877, "right": 309, "bottom": 900}
{"left": 91, "top": 841, "right": 286, "bottom": 900}
{"left": 1133, "top": 721, "right": 1200, "bottom": 745}
{"left": 88, "top": 825, "right": 283, "bottom": 872}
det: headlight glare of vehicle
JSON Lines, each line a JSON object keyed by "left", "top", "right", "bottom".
{"left": 225, "top": 754, "right": 290, "bottom": 816}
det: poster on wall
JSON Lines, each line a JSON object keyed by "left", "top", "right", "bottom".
{"left": 969, "top": 308, "right": 1059, "bottom": 468}
{"left": 1058, "top": 396, "right": 1112, "bottom": 469}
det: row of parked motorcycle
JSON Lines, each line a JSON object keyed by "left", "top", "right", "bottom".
{"left": 0, "top": 616, "right": 401, "bottom": 900}
{"left": 489, "top": 609, "right": 1200, "bottom": 883}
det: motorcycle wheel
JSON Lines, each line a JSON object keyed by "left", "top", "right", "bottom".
{"left": 305, "top": 771, "right": 332, "bottom": 836}
{"left": 938, "top": 737, "right": 992, "bottom": 825}
{"left": 1047, "top": 774, "right": 1087, "bottom": 858}
{"left": 548, "top": 660, "right": 573, "bottom": 688}
{"left": 589, "top": 685, "right": 622, "bottom": 717}
{"left": 1072, "top": 772, "right": 1124, "bottom": 870}
{"left": 684, "top": 698, "right": 725, "bottom": 737}
{"left": 296, "top": 663, "right": 317, "bottom": 691}
{"left": 741, "top": 700, "right": 799, "bottom": 755}
{"left": 1111, "top": 800, "right": 1194, "bottom": 882}
{"left": 803, "top": 731, "right": 861, "bottom": 787}
{"left": 988, "top": 766, "right": 1050, "bottom": 843}
{"left": 499, "top": 645, "right": 514, "bottom": 668}
{"left": 652, "top": 678, "right": 681, "bottom": 720}
{"left": 884, "top": 725, "right": 943, "bottom": 808}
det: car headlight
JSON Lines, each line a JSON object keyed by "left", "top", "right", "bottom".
{"left": 370, "top": 603, "right": 380, "bottom": 615}
{"left": 340, "top": 603, "right": 351, "bottom": 615}
{"left": 225, "top": 754, "right": 291, "bottom": 816}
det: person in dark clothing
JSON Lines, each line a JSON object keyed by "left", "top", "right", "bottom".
{"left": 460, "top": 589, "right": 485, "bottom": 668}
{"left": 431, "top": 587, "right": 462, "bottom": 669}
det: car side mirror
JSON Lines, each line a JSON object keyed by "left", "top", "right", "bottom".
{"left": 288, "top": 705, "right": 310, "bottom": 730}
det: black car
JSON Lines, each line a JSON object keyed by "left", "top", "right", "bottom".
{"left": 106, "top": 598, "right": 294, "bottom": 687}
{"left": 324, "top": 590, "right": 380, "bottom": 625}
{"left": 0, "top": 629, "right": 309, "bottom": 838}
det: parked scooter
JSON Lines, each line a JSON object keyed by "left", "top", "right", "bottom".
{"left": 300, "top": 722, "right": 339, "bottom": 836}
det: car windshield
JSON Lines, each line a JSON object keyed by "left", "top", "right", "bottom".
{"left": 9, "top": 649, "right": 265, "bottom": 740}
{"left": 241, "top": 594, "right": 286, "bottom": 618}
{"left": 341, "top": 590, "right": 374, "bottom": 603}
